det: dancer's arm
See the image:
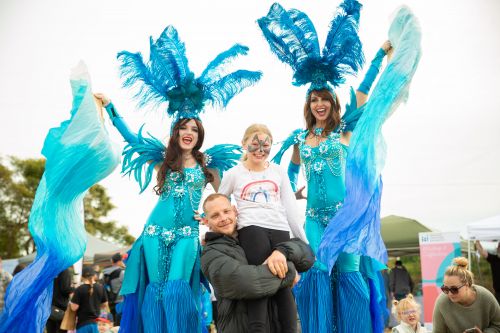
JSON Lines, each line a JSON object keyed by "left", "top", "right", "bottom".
{"left": 356, "top": 40, "right": 392, "bottom": 108}
{"left": 291, "top": 144, "right": 307, "bottom": 200}
{"left": 208, "top": 168, "right": 221, "bottom": 192}
{"left": 94, "top": 93, "right": 139, "bottom": 144}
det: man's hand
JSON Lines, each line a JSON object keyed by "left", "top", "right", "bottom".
{"left": 263, "top": 250, "right": 288, "bottom": 279}
{"left": 292, "top": 272, "right": 300, "bottom": 287}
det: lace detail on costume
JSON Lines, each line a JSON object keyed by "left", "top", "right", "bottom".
{"left": 143, "top": 224, "right": 199, "bottom": 289}
{"left": 306, "top": 203, "right": 343, "bottom": 227}
{"left": 299, "top": 130, "right": 345, "bottom": 206}
{"left": 160, "top": 166, "right": 205, "bottom": 227}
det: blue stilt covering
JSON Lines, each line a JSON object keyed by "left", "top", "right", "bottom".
{"left": 294, "top": 268, "right": 333, "bottom": 333}
{"left": 337, "top": 272, "right": 372, "bottom": 332}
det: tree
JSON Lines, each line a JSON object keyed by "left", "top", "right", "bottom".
{"left": 0, "top": 157, "right": 135, "bottom": 259}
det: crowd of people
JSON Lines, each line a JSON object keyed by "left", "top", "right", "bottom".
{"left": 0, "top": 0, "right": 499, "bottom": 333}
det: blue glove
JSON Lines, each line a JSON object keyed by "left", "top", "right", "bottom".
{"left": 358, "top": 48, "right": 387, "bottom": 95}
{"left": 287, "top": 161, "right": 300, "bottom": 192}
{"left": 105, "top": 102, "right": 139, "bottom": 144}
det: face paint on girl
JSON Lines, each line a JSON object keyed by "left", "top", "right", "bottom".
{"left": 247, "top": 134, "right": 271, "bottom": 154}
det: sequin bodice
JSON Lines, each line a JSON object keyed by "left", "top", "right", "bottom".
{"left": 299, "top": 130, "right": 347, "bottom": 212}
{"left": 147, "top": 165, "right": 206, "bottom": 229}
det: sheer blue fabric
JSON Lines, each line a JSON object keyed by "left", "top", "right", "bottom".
{"left": 0, "top": 63, "right": 120, "bottom": 333}
{"left": 317, "top": 5, "right": 422, "bottom": 270}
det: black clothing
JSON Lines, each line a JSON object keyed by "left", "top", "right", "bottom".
{"left": 71, "top": 283, "right": 107, "bottom": 329}
{"left": 239, "top": 226, "right": 297, "bottom": 333}
{"left": 390, "top": 265, "right": 414, "bottom": 300}
{"left": 487, "top": 254, "right": 500, "bottom": 303}
{"left": 201, "top": 232, "right": 314, "bottom": 333}
{"left": 52, "top": 268, "right": 74, "bottom": 309}
{"left": 46, "top": 268, "right": 74, "bottom": 333}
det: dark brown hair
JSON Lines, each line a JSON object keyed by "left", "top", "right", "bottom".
{"left": 303, "top": 89, "right": 341, "bottom": 137}
{"left": 154, "top": 118, "right": 214, "bottom": 195}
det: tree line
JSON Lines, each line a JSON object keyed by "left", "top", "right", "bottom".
{"left": 0, "top": 156, "right": 135, "bottom": 259}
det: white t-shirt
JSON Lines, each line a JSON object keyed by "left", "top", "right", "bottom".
{"left": 219, "top": 163, "right": 307, "bottom": 242}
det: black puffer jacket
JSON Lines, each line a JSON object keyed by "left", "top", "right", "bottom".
{"left": 201, "top": 233, "right": 314, "bottom": 333}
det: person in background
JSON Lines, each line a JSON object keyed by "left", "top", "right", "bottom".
{"left": 390, "top": 258, "right": 414, "bottom": 301}
{"left": 70, "top": 266, "right": 108, "bottom": 333}
{"left": 0, "top": 257, "right": 13, "bottom": 313}
{"left": 391, "top": 294, "right": 426, "bottom": 333}
{"left": 96, "top": 312, "right": 114, "bottom": 333}
{"left": 432, "top": 257, "right": 500, "bottom": 333}
{"left": 102, "top": 253, "right": 124, "bottom": 326}
{"left": 46, "top": 267, "right": 74, "bottom": 333}
{"left": 12, "top": 263, "right": 27, "bottom": 276}
{"left": 476, "top": 241, "right": 500, "bottom": 304}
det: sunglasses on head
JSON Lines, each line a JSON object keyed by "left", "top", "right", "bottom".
{"left": 440, "top": 284, "right": 465, "bottom": 294}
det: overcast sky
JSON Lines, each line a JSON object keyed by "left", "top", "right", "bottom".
{"left": 1, "top": 0, "right": 499, "bottom": 239}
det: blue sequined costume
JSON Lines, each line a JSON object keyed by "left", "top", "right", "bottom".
{"left": 120, "top": 165, "right": 207, "bottom": 333}
{"left": 273, "top": 92, "right": 379, "bottom": 333}
{"left": 112, "top": 128, "right": 241, "bottom": 333}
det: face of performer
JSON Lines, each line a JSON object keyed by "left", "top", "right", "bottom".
{"left": 178, "top": 119, "right": 199, "bottom": 152}
{"left": 244, "top": 132, "right": 272, "bottom": 164}
{"left": 309, "top": 91, "right": 332, "bottom": 123}
{"left": 203, "top": 196, "right": 238, "bottom": 236}
{"left": 442, "top": 275, "right": 469, "bottom": 304}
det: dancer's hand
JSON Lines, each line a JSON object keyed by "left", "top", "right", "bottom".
{"left": 193, "top": 210, "right": 204, "bottom": 223}
{"left": 94, "top": 93, "right": 111, "bottom": 107}
{"left": 295, "top": 186, "right": 307, "bottom": 200}
{"left": 381, "top": 40, "right": 392, "bottom": 53}
{"left": 264, "top": 250, "right": 288, "bottom": 279}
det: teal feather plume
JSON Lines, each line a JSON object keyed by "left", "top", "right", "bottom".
{"left": 204, "top": 70, "right": 262, "bottom": 108}
{"left": 200, "top": 44, "right": 249, "bottom": 84}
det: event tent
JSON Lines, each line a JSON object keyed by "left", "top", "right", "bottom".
{"left": 15, "top": 233, "right": 122, "bottom": 265}
{"left": 381, "top": 215, "right": 433, "bottom": 257}
{"left": 466, "top": 214, "right": 500, "bottom": 241}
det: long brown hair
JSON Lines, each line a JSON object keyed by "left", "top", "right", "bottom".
{"left": 154, "top": 118, "right": 213, "bottom": 195}
{"left": 303, "top": 89, "right": 341, "bottom": 137}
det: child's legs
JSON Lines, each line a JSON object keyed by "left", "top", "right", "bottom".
{"left": 267, "top": 229, "right": 297, "bottom": 333}
{"left": 239, "top": 226, "right": 273, "bottom": 333}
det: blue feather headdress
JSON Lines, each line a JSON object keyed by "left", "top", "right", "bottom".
{"left": 257, "top": 0, "right": 364, "bottom": 95}
{"left": 117, "top": 25, "right": 262, "bottom": 125}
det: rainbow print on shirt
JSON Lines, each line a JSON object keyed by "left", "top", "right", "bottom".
{"left": 240, "top": 180, "right": 279, "bottom": 203}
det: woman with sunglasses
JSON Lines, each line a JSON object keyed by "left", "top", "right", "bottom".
{"left": 432, "top": 257, "right": 500, "bottom": 333}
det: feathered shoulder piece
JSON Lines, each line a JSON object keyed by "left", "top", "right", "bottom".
{"left": 204, "top": 144, "right": 242, "bottom": 176}
{"left": 121, "top": 126, "right": 166, "bottom": 193}
{"left": 258, "top": 0, "right": 364, "bottom": 93}
{"left": 341, "top": 86, "right": 366, "bottom": 132}
{"left": 271, "top": 128, "right": 304, "bottom": 164}
{"left": 117, "top": 25, "right": 262, "bottom": 123}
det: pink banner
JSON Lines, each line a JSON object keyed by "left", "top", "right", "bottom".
{"left": 419, "top": 232, "right": 461, "bottom": 327}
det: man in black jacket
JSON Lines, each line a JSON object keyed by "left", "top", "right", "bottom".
{"left": 201, "top": 193, "right": 314, "bottom": 333}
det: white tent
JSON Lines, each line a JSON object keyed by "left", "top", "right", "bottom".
{"left": 466, "top": 215, "right": 500, "bottom": 241}
{"left": 465, "top": 215, "right": 500, "bottom": 267}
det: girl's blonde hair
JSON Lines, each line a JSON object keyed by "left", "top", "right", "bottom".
{"left": 392, "top": 294, "right": 420, "bottom": 321}
{"left": 444, "top": 257, "right": 474, "bottom": 287}
{"left": 241, "top": 124, "right": 273, "bottom": 161}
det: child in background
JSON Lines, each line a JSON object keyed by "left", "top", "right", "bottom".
{"left": 392, "top": 294, "right": 427, "bottom": 333}
{"left": 96, "top": 312, "right": 114, "bottom": 333}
